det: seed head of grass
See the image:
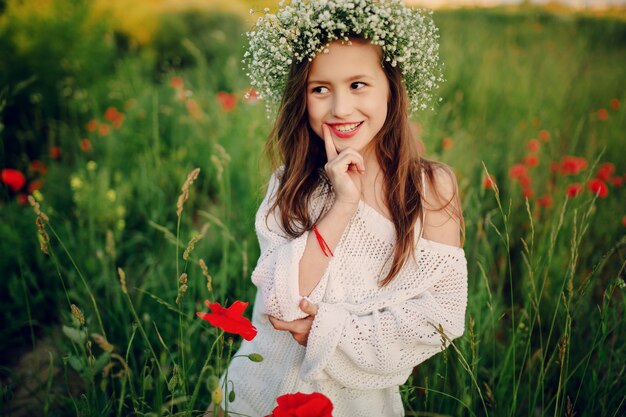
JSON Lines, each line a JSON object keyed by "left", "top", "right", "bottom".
{"left": 199, "top": 259, "right": 212, "bottom": 292}
{"left": 176, "top": 273, "right": 188, "bottom": 304}
{"left": 91, "top": 333, "right": 114, "bottom": 352}
{"left": 117, "top": 267, "right": 127, "bottom": 294}
{"left": 70, "top": 304, "right": 85, "bottom": 326}
{"left": 176, "top": 168, "right": 200, "bottom": 217}
{"left": 183, "top": 223, "right": 209, "bottom": 260}
{"left": 28, "top": 195, "right": 50, "bottom": 254}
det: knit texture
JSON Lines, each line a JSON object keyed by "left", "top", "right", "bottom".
{"left": 222, "top": 170, "right": 468, "bottom": 417}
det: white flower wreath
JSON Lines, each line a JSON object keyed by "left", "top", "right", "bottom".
{"left": 244, "top": 0, "right": 444, "bottom": 114}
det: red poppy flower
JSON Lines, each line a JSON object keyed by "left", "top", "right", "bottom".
{"left": 50, "top": 146, "right": 61, "bottom": 159}
{"left": 519, "top": 175, "right": 531, "bottom": 188}
{"left": 611, "top": 176, "right": 623, "bottom": 187}
{"left": 197, "top": 300, "right": 257, "bottom": 341}
{"left": 80, "top": 138, "right": 92, "bottom": 152}
{"left": 596, "top": 162, "right": 615, "bottom": 181}
{"left": 483, "top": 174, "right": 495, "bottom": 190}
{"left": 86, "top": 119, "right": 99, "bottom": 132}
{"left": 1, "top": 168, "right": 26, "bottom": 192}
{"left": 587, "top": 179, "right": 608, "bottom": 198}
{"left": 17, "top": 193, "right": 28, "bottom": 205}
{"left": 527, "top": 139, "right": 540, "bottom": 153}
{"left": 99, "top": 123, "right": 111, "bottom": 137}
{"left": 442, "top": 137, "right": 454, "bottom": 151}
{"left": 170, "top": 76, "right": 184, "bottom": 90}
{"left": 30, "top": 160, "right": 48, "bottom": 175}
{"left": 523, "top": 155, "right": 539, "bottom": 167}
{"left": 216, "top": 91, "right": 237, "bottom": 112}
{"left": 265, "top": 392, "right": 333, "bottom": 417}
{"left": 560, "top": 156, "right": 587, "bottom": 175}
{"left": 522, "top": 186, "right": 534, "bottom": 198}
{"left": 538, "top": 130, "right": 550, "bottom": 142}
{"left": 610, "top": 98, "right": 620, "bottom": 111}
{"left": 566, "top": 183, "right": 582, "bottom": 198}
{"left": 597, "top": 108, "right": 608, "bottom": 121}
{"left": 28, "top": 179, "right": 44, "bottom": 193}
{"left": 509, "top": 164, "right": 527, "bottom": 179}
{"left": 244, "top": 87, "right": 259, "bottom": 104}
{"left": 537, "top": 195, "right": 553, "bottom": 208}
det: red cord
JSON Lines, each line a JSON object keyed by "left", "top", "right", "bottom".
{"left": 313, "top": 225, "right": 334, "bottom": 257}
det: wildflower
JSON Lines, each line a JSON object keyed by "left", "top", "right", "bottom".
{"left": 243, "top": 87, "right": 259, "bottom": 104}
{"left": 538, "top": 130, "right": 550, "bottom": 142}
{"left": 596, "top": 162, "right": 615, "bottom": 181}
{"left": 483, "top": 174, "right": 495, "bottom": 190}
{"left": 105, "top": 107, "right": 121, "bottom": 123}
{"left": 86, "top": 119, "right": 99, "bottom": 132}
{"left": 610, "top": 98, "right": 620, "bottom": 111}
{"left": 566, "top": 183, "right": 582, "bottom": 198}
{"left": 611, "top": 176, "right": 623, "bottom": 187}
{"left": 265, "top": 392, "right": 333, "bottom": 417}
{"left": 537, "top": 195, "right": 553, "bottom": 208}
{"left": 176, "top": 168, "right": 200, "bottom": 217}
{"left": 519, "top": 175, "right": 531, "bottom": 188}
{"left": 80, "top": 138, "right": 92, "bottom": 152}
{"left": 196, "top": 300, "right": 257, "bottom": 341}
{"left": 186, "top": 99, "right": 204, "bottom": 120}
{"left": 523, "top": 155, "right": 539, "bottom": 167}
{"left": 50, "top": 146, "right": 61, "bottom": 159}
{"left": 527, "top": 139, "right": 540, "bottom": 152}
{"left": 216, "top": 91, "right": 237, "bottom": 112}
{"left": 596, "top": 108, "right": 609, "bottom": 121}
{"left": 170, "top": 76, "right": 184, "bottom": 90}
{"left": 99, "top": 123, "right": 111, "bottom": 137}
{"left": 441, "top": 137, "right": 454, "bottom": 151}
{"left": 86, "top": 161, "right": 97, "bottom": 171}
{"left": 508, "top": 164, "right": 527, "bottom": 179}
{"left": 30, "top": 160, "right": 48, "bottom": 175}
{"left": 28, "top": 179, "right": 44, "bottom": 194}
{"left": 550, "top": 161, "right": 559, "bottom": 174}
{"left": 1, "top": 168, "right": 26, "bottom": 192}
{"left": 17, "top": 193, "right": 28, "bottom": 205}
{"left": 106, "top": 190, "right": 117, "bottom": 202}
{"left": 587, "top": 179, "right": 608, "bottom": 198}
{"left": 522, "top": 186, "right": 534, "bottom": 198}
{"left": 560, "top": 156, "right": 587, "bottom": 175}
{"left": 70, "top": 176, "right": 83, "bottom": 190}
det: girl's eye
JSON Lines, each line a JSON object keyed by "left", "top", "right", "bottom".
{"left": 351, "top": 82, "right": 365, "bottom": 90}
{"left": 312, "top": 86, "right": 329, "bottom": 94}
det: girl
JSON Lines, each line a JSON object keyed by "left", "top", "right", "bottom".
{"left": 221, "top": 1, "right": 468, "bottom": 416}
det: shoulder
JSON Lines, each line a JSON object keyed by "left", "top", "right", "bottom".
{"left": 421, "top": 162, "right": 463, "bottom": 248}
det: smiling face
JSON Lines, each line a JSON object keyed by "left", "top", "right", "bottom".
{"left": 306, "top": 39, "right": 390, "bottom": 159}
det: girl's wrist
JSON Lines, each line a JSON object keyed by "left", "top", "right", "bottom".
{"left": 331, "top": 199, "right": 359, "bottom": 216}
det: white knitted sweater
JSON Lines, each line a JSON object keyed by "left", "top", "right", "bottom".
{"left": 222, "top": 171, "right": 468, "bottom": 417}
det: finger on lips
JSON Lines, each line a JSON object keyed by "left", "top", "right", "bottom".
{"left": 322, "top": 124, "right": 338, "bottom": 160}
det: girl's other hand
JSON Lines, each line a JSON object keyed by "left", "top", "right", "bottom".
{"left": 322, "top": 123, "right": 364, "bottom": 206}
{"left": 268, "top": 299, "right": 319, "bottom": 346}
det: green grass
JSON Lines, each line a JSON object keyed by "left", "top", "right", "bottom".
{"left": 1, "top": 4, "right": 625, "bottom": 417}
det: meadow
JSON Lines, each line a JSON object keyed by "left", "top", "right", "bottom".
{"left": 0, "top": 0, "right": 625, "bottom": 416}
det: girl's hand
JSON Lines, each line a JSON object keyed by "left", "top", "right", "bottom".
{"left": 322, "top": 124, "right": 364, "bottom": 206}
{"left": 268, "top": 299, "right": 319, "bottom": 346}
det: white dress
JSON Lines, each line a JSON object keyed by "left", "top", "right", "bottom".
{"left": 221, "top": 170, "right": 468, "bottom": 417}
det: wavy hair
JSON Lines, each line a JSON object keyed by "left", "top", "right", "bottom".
{"left": 265, "top": 42, "right": 461, "bottom": 286}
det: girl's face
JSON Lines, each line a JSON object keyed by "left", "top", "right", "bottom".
{"left": 306, "top": 40, "right": 389, "bottom": 157}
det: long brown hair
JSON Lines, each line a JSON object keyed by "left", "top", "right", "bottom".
{"left": 265, "top": 42, "right": 461, "bottom": 286}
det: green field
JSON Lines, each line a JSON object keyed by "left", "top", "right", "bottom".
{"left": 1, "top": 1, "right": 625, "bottom": 416}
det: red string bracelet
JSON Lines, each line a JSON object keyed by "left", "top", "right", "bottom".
{"left": 313, "top": 225, "right": 334, "bottom": 257}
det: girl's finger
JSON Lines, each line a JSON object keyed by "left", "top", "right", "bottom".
{"left": 330, "top": 149, "right": 366, "bottom": 174}
{"left": 322, "top": 124, "right": 338, "bottom": 161}
{"left": 299, "top": 298, "right": 319, "bottom": 316}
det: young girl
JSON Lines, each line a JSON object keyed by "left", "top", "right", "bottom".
{"left": 221, "top": 1, "right": 467, "bottom": 416}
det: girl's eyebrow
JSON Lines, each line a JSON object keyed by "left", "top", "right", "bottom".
{"left": 307, "top": 74, "right": 374, "bottom": 85}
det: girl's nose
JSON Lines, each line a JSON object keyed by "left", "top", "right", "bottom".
{"left": 331, "top": 90, "right": 354, "bottom": 118}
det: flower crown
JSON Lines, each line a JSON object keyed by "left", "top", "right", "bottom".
{"left": 244, "top": 0, "right": 444, "bottom": 114}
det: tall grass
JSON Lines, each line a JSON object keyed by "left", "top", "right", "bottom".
{"left": 0, "top": 4, "right": 624, "bottom": 417}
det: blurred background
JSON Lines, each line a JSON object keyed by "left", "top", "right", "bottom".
{"left": 0, "top": 0, "right": 624, "bottom": 416}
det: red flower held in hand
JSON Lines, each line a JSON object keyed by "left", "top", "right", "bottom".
{"left": 197, "top": 300, "right": 257, "bottom": 341}
{"left": 1, "top": 169, "right": 26, "bottom": 192}
{"left": 265, "top": 392, "right": 333, "bottom": 417}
